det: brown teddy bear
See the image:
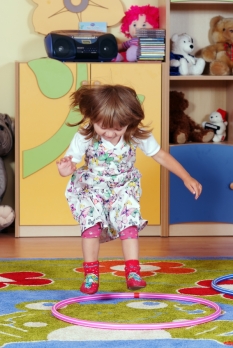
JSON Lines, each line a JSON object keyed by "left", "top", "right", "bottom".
{"left": 169, "top": 91, "right": 214, "bottom": 144}
{"left": 198, "top": 16, "right": 233, "bottom": 76}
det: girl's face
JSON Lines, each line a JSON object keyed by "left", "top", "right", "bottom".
{"left": 93, "top": 123, "right": 128, "bottom": 145}
{"left": 128, "top": 14, "right": 153, "bottom": 37}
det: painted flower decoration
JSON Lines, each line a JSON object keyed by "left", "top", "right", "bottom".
{"left": 178, "top": 279, "right": 233, "bottom": 300}
{"left": 0, "top": 272, "right": 52, "bottom": 289}
{"left": 75, "top": 260, "right": 195, "bottom": 277}
{"left": 32, "top": 0, "right": 124, "bottom": 35}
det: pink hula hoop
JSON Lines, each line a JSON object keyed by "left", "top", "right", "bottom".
{"left": 51, "top": 292, "right": 221, "bottom": 330}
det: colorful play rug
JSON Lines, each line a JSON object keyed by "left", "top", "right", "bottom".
{"left": 1, "top": 258, "right": 233, "bottom": 348}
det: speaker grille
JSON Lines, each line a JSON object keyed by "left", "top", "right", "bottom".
{"left": 52, "top": 35, "right": 76, "bottom": 59}
{"left": 98, "top": 34, "right": 118, "bottom": 60}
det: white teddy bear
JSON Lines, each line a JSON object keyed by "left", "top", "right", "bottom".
{"left": 170, "top": 33, "right": 205, "bottom": 76}
{"left": 202, "top": 109, "right": 227, "bottom": 142}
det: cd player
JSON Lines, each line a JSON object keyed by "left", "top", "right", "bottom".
{"left": 44, "top": 30, "right": 118, "bottom": 62}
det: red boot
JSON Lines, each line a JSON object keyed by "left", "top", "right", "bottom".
{"left": 125, "top": 260, "right": 146, "bottom": 290}
{"left": 80, "top": 261, "right": 99, "bottom": 295}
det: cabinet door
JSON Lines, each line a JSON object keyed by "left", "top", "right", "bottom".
{"left": 18, "top": 61, "right": 90, "bottom": 226}
{"left": 170, "top": 144, "right": 233, "bottom": 224}
{"left": 91, "top": 63, "right": 161, "bottom": 224}
{"left": 18, "top": 61, "right": 161, "bottom": 229}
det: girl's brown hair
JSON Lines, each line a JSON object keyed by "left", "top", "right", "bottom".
{"left": 68, "top": 84, "right": 152, "bottom": 143}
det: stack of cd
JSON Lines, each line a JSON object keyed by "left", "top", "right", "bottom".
{"left": 136, "top": 28, "right": 166, "bottom": 62}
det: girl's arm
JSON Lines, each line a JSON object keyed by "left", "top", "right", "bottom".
{"left": 57, "top": 132, "right": 87, "bottom": 177}
{"left": 152, "top": 148, "right": 202, "bottom": 199}
{"left": 56, "top": 155, "right": 76, "bottom": 177}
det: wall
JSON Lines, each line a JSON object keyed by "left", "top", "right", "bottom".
{"left": 0, "top": 0, "right": 158, "bottom": 208}
{"left": 0, "top": 0, "right": 45, "bottom": 208}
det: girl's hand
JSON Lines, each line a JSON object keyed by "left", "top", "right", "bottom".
{"left": 184, "top": 176, "right": 202, "bottom": 200}
{"left": 152, "top": 149, "right": 202, "bottom": 200}
{"left": 56, "top": 156, "right": 76, "bottom": 177}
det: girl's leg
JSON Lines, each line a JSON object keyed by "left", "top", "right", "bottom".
{"left": 121, "top": 238, "right": 139, "bottom": 261}
{"left": 120, "top": 226, "right": 146, "bottom": 290}
{"left": 82, "top": 237, "right": 100, "bottom": 262}
{"left": 80, "top": 223, "right": 101, "bottom": 294}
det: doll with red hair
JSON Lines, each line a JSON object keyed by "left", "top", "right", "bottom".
{"left": 116, "top": 5, "right": 159, "bottom": 62}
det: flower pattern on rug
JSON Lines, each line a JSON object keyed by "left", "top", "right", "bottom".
{"left": 1, "top": 259, "right": 233, "bottom": 347}
{"left": 178, "top": 279, "right": 233, "bottom": 300}
{"left": 0, "top": 272, "right": 52, "bottom": 289}
{"left": 74, "top": 260, "right": 195, "bottom": 277}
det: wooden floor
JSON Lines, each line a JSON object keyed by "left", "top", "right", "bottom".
{"left": 1, "top": 229, "right": 233, "bottom": 258}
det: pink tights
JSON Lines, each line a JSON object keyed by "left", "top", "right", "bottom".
{"left": 82, "top": 224, "right": 138, "bottom": 240}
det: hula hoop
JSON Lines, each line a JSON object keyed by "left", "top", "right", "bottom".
{"left": 212, "top": 274, "right": 233, "bottom": 296}
{"left": 51, "top": 292, "right": 221, "bottom": 330}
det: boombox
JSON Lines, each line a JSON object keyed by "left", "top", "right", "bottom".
{"left": 44, "top": 30, "right": 118, "bottom": 62}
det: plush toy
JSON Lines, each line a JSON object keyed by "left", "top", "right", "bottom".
{"left": 116, "top": 5, "right": 159, "bottom": 62}
{"left": 202, "top": 108, "right": 227, "bottom": 142}
{"left": 198, "top": 16, "right": 233, "bottom": 75}
{"left": 170, "top": 91, "right": 215, "bottom": 144}
{"left": 0, "top": 113, "right": 15, "bottom": 231}
{"left": 170, "top": 33, "right": 205, "bottom": 76}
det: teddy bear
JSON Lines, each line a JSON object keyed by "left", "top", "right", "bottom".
{"left": 170, "top": 91, "right": 215, "bottom": 144}
{"left": 198, "top": 16, "right": 233, "bottom": 75}
{"left": 202, "top": 108, "right": 227, "bottom": 142}
{"left": 0, "top": 113, "right": 15, "bottom": 232}
{"left": 170, "top": 33, "right": 205, "bottom": 76}
{"left": 115, "top": 5, "right": 159, "bottom": 62}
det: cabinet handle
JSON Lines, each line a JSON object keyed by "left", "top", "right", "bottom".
{"left": 230, "top": 183, "right": 233, "bottom": 190}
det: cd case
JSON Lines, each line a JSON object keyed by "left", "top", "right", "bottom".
{"left": 79, "top": 22, "right": 107, "bottom": 32}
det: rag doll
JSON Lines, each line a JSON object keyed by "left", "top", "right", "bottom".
{"left": 116, "top": 5, "right": 159, "bottom": 62}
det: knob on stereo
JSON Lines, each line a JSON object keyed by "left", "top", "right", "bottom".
{"left": 230, "top": 183, "right": 233, "bottom": 190}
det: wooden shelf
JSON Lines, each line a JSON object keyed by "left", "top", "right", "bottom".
{"left": 170, "top": 76, "right": 233, "bottom": 81}
{"left": 170, "top": 141, "right": 233, "bottom": 147}
{"left": 171, "top": 1, "right": 232, "bottom": 3}
{"left": 167, "top": 0, "right": 233, "bottom": 235}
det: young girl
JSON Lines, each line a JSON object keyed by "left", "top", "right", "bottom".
{"left": 56, "top": 83, "right": 202, "bottom": 295}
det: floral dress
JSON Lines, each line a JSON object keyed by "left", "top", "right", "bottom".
{"left": 65, "top": 132, "right": 160, "bottom": 243}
